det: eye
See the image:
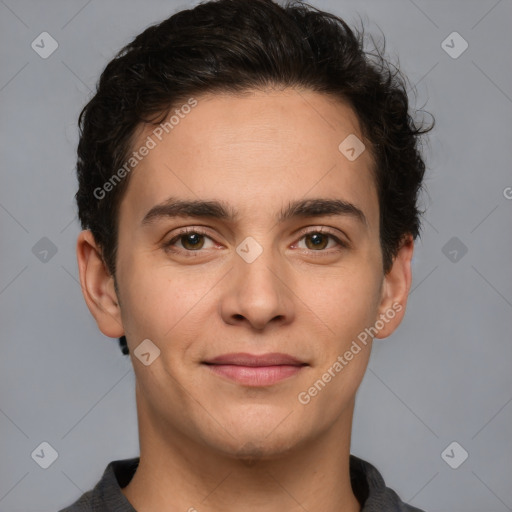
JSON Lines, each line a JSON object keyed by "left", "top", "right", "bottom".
{"left": 294, "top": 228, "right": 347, "bottom": 252}
{"left": 162, "top": 227, "right": 348, "bottom": 256}
{"left": 163, "top": 228, "right": 215, "bottom": 253}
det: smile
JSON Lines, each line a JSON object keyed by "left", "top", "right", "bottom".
{"left": 202, "top": 352, "right": 308, "bottom": 386}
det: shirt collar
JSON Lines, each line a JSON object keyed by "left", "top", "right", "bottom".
{"left": 77, "top": 455, "right": 422, "bottom": 511}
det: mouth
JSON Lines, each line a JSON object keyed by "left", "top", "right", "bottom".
{"left": 202, "top": 352, "right": 308, "bottom": 387}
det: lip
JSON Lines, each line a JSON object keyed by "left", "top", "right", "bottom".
{"left": 203, "top": 352, "right": 308, "bottom": 386}
{"left": 204, "top": 352, "right": 306, "bottom": 366}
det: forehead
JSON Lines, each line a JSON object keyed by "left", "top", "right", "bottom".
{"left": 118, "top": 88, "right": 378, "bottom": 230}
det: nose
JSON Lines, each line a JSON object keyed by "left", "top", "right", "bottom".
{"left": 219, "top": 243, "right": 295, "bottom": 331}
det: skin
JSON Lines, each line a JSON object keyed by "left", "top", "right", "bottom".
{"left": 77, "top": 88, "right": 413, "bottom": 512}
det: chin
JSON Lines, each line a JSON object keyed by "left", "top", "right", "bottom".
{"left": 227, "top": 439, "right": 298, "bottom": 463}
{"left": 200, "top": 420, "right": 308, "bottom": 463}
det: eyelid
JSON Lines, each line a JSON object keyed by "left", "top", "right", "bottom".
{"left": 163, "top": 227, "right": 217, "bottom": 251}
{"left": 293, "top": 226, "right": 349, "bottom": 248}
{"left": 162, "top": 225, "right": 349, "bottom": 253}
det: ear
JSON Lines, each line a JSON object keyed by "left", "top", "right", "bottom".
{"left": 374, "top": 234, "right": 414, "bottom": 339}
{"left": 76, "top": 230, "right": 125, "bottom": 338}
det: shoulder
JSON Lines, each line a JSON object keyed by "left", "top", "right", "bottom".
{"left": 350, "top": 455, "right": 426, "bottom": 512}
{"left": 57, "top": 458, "right": 139, "bottom": 512}
{"left": 57, "top": 490, "right": 93, "bottom": 512}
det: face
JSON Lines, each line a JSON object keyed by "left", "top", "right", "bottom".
{"left": 79, "top": 88, "right": 412, "bottom": 459}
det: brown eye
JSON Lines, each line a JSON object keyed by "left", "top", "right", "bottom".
{"left": 296, "top": 230, "right": 346, "bottom": 252}
{"left": 180, "top": 233, "right": 205, "bottom": 250}
{"left": 163, "top": 229, "right": 215, "bottom": 253}
{"left": 304, "top": 232, "right": 330, "bottom": 250}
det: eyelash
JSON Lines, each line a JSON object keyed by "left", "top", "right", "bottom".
{"left": 161, "top": 227, "right": 348, "bottom": 256}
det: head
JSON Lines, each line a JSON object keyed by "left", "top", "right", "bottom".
{"left": 76, "top": 0, "right": 433, "bottom": 459}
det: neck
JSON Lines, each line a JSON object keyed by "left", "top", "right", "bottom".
{"left": 122, "top": 384, "right": 361, "bottom": 512}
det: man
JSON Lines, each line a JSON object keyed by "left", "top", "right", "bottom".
{"left": 62, "top": 0, "right": 433, "bottom": 510}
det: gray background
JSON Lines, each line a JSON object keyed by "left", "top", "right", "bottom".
{"left": 0, "top": 0, "right": 511, "bottom": 510}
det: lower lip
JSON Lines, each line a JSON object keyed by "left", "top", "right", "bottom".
{"left": 204, "top": 364, "right": 305, "bottom": 386}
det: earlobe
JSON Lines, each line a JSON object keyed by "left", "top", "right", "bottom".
{"left": 76, "top": 230, "right": 125, "bottom": 338}
{"left": 374, "top": 235, "right": 414, "bottom": 339}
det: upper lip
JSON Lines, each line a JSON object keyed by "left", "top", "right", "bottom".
{"left": 203, "top": 352, "right": 307, "bottom": 366}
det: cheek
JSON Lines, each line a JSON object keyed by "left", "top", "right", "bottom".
{"left": 295, "top": 270, "right": 380, "bottom": 417}
{"left": 117, "top": 234, "right": 383, "bottom": 353}
{"left": 117, "top": 254, "right": 218, "bottom": 344}
{"left": 300, "top": 264, "right": 382, "bottom": 343}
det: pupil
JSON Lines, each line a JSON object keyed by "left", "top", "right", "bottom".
{"left": 182, "top": 233, "right": 203, "bottom": 249}
{"left": 311, "top": 234, "right": 322, "bottom": 245}
{"left": 307, "top": 232, "right": 327, "bottom": 250}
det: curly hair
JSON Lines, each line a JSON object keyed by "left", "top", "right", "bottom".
{"left": 75, "top": 0, "right": 434, "bottom": 355}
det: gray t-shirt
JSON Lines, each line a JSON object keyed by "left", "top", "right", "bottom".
{"left": 59, "top": 455, "right": 425, "bottom": 511}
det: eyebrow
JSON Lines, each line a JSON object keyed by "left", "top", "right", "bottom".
{"left": 141, "top": 196, "right": 367, "bottom": 227}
